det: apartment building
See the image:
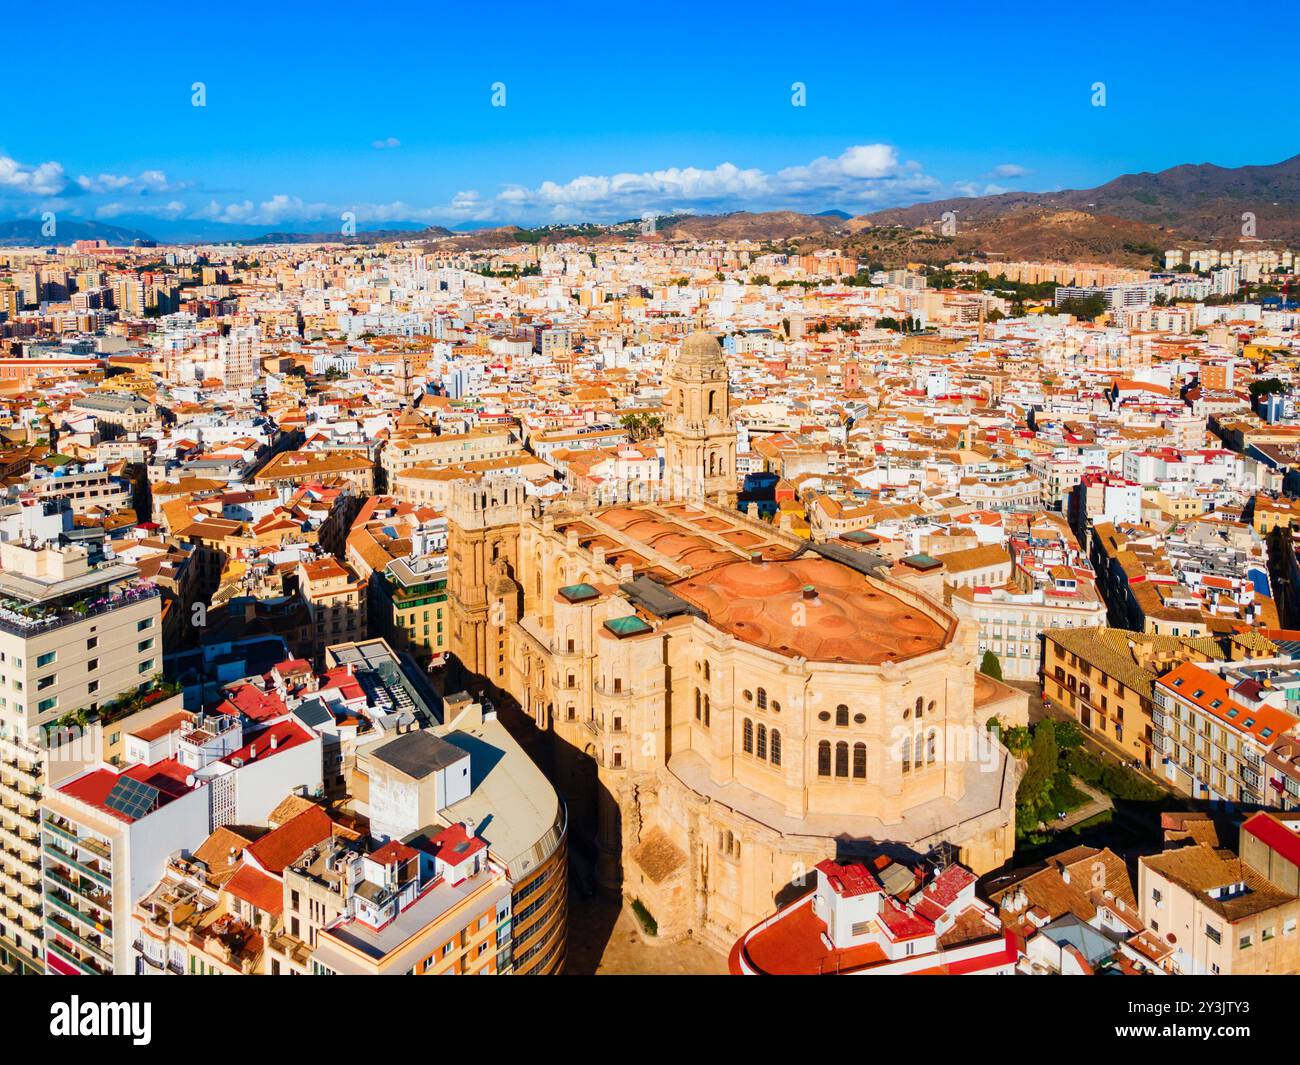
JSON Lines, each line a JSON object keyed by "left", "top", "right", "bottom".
{"left": 953, "top": 574, "right": 1107, "bottom": 682}
{"left": 380, "top": 427, "right": 522, "bottom": 487}
{"left": 41, "top": 712, "right": 322, "bottom": 974}
{"left": 311, "top": 825, "right": 512, "bottom": 975}
{"left": 0, "top": 540, "right": 162, "bottom": 974}
{"left": 1153, "top": 661, "right": 1299, "bottom": 804}
{"left": 254, "top": 449, "right": 376, "bottom": 495}
{"left": 351, "top": 693, "right": 568, "bottom": 975}
{"left": 1139, "top": 812, "right": 1300, "bottom": 975}
{"left": 27, "top": 461, "right": 133, "bottom": 516}
{"left": 1041, "top": 626, "right": 1272, "bottom": 771}
{"left": 297, "top": 556, "right": 368, "bottom": 665}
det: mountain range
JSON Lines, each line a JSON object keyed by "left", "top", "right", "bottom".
{"left": 6, "top": 154, "right": 1299, "bottom": 265}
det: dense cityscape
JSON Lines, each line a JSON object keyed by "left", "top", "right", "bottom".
{"left": 0, "top": 226, "right": 1297, "bottom": 986}
{"left": 3, "top": 14, "right": 1299, "bottom": 1035}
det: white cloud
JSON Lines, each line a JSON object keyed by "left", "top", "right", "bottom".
{"left": 470, "top": 144, "right": 945, "bottom": 222}
{"left": 15, "top": 142, "right": 1011, "bottom": 231}
{"left": 989, "top": 163, "right": 1030, "bottom": 179}
{"left": 76, "top": 169, "right": 187, "bottom": 194}
{"left": 0, "top": 155, "right": 67, "bottom": 196}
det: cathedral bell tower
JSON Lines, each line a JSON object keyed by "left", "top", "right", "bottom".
{"left": 663, "top": 329, "right": 737, "bottom": 505}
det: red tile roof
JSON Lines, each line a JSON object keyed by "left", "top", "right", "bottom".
{"left": 225, "top": 864, "right": 284, "bottom": 915}
{"left": 245, "top": 806, "right": 333, "bottom": 875}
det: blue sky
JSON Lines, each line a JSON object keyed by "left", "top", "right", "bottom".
{"left": 2, "top": 0, "right": 1296, "bottom": 236}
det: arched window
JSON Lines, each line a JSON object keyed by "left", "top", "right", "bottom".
{"left": 695, "top": 688, "right": 701, "bottom": 720}
{"left": 914, "top": 733, "right": 925, "bottom": 768}
{"left": 835, "top": 741, "right": 849, "bottom": 778}
{"left": 853, "top": 742, "right": 867, "bottom": 779}
{"left": 927, "top": 699, "right": 936, "bottom": 717}
{"left": 771, "top": 730, "right": 782, "bottom": 766}
{"left": 901, "top": 736, "right": 912, "bottom": 773}
{"left": 703, "top": 662, "right": 710, "bottom": 681}
{"left": 772, "top": 700, "right": 781, "bottom": 713}
{"left": 756, "top": 724, "right": 767, "bottom": 760}
{"left": 927, "top": 730, "right": 938, "bottom": 764}
{"left": 915, "top": 696, "right": 924, "bottom": 719}
{"left": 756, "top": 687, "right": 768, "bottom": 710}
{"left": 704, "top": 696, "right": 710, "bottom": 727}
{"left": 835, "top": 704, "right": 849, "bottom": 727}
{"left": 743, "top": 718, "right": 754, "bottom": 754}
{"left": 817, "top": 741, "right": 831, "bottom": 777}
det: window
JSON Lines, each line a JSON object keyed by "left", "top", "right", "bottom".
{"left": 137, "top": 618, "right": 154, "bottom": 631}
{"left": 817, "top": 741, "right": 831, "bottom": 777}
{"left": 770, "top": 730, "right": 781, "bottom": 767}
{"left": 835, "top": 741, "right": 849, "bottom": 778}
{"left": 835, "top": 704, "right": 849, "bottom": 727}
{"left": 1239, "top": 934, "right": 1252, "bottom": 950}
{"left": 138, "top": 639, "right": 154, "bottom": 653}
{"left": 756, "top": 724, "right": 767, "bottom": 760}
{"left": 139, "top": 659, "right": 155, "bottom": 674}
{"left": 35, "top": 652, "right": 56, "bottom": 668}
{"left": 915, "top": 697, "right": 924, "bottom": 719}
{"left": 37, "top": 697, "right": 57, "bottom": 713}
{"left": 742, "top": 718, "right": 753, "bottom": 754}
{"left": 853, "top": 742, "right": 867, "bottom": 779}
{"left": 901, "top": 736, "right": 911, "bottom": 773}
{"left": 694, "top": 689, "right": 701, "bottom": 720}
{"left": 87, "top": 659, "right": 98, "bottom": 672}
{"left": 1205, "top": 924, "right": 1221, "bottom": 945}
{"left": 756, "top": 688, "right": 767, "bottom": 710}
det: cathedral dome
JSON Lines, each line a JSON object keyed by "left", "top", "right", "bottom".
{"left": 676, "top": 329, "right": 725, "bottom": 369}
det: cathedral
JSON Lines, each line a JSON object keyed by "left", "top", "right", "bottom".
{"left": 446, "top": 330, "right": 1024, "bottom": 949}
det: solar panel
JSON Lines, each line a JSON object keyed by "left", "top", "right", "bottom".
{"left": 103, "top": 777, "right": 160, "bottom": 820}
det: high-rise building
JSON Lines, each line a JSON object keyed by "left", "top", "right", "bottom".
{"left": 0, "top": 541, "right": 162, "bottom": 974}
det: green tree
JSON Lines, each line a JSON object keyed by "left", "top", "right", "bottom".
{"left": 1019, "top": 720, "right": 1059, "bottom": 811}
{"left": 979, "top": 649, "right": 1002, "bottom": 680}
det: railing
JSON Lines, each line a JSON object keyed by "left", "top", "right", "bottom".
{"left": 0, "top": 583, "right": 159, "bottom": 638}
{"left": 41, "top": 842, "right": 111, "bottom": 888}
{"left": 47, "top": 937, "right": 106, "bottom": 975}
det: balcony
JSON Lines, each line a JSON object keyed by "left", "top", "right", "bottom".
{"left": 43, "top": 866, "right": 112, "bottom": 913}
{"left": 43, "top": 817, "right": 111, "bottom": 859}
{"left": 0, "top": 582, "right": 159, "bottom": 639}
{"left": 0, "top": 780, "right": 39, "bottom": 812}
{"left": 45, "top": 914, "right": 112, "bottom": 966}
{"left": 46, "top": 936, "right": 109, "bottom": 976}
{"left": 41, "top": 841, "right": 111, "bottom": 888}
{"left": 45, "top": 891, "right": 113, "bottom": 938}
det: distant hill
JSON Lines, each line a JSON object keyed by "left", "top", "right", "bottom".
{"left": 0, "top": 219, "right": 156, "bottom": 247}
{"left": 652, "top": 211, "right": 844, "bottom": 242}
{"left": 816, "top": 209, "right": 852, "bottom": 219}
{"left": 241, "top": 224, "right": 453, "bottom": 246}
{"left": 858, "top": 154, "right": 1300, "bottom": 256}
